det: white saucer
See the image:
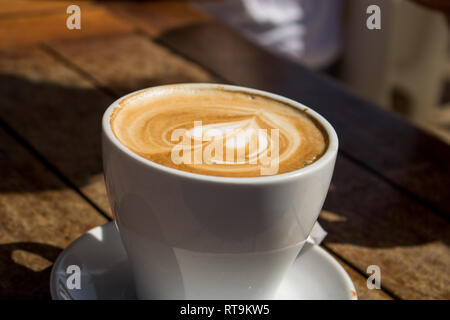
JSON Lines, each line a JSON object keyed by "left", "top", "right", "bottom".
{"left": 50, "top": 222, "right": 357, "bottom": 300}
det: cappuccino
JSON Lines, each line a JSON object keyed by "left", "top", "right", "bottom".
{"left": 110, "top": 86, "right": 327, "bottom": 177}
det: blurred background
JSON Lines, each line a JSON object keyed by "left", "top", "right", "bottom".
{"left": 195, "top": 0, "right": 450, "bottom": 144}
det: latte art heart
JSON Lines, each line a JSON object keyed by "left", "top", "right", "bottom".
{"left": 189, "top": 119, "right": 272, "bottom": 165}
{"left": 111, "top": 87, "right": 327, "bottom": 177}
{"left": 171, "top": 118, "right": 281, "bottom": 175}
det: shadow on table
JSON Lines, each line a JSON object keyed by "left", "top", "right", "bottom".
{"left": 0, "top": 72, "right": 208, "bottom": 195}
{"left": 0, "top": 242, "right": 62, "bottom": 299}
{"left": 319, "top": 156, "right": 450, "bottom": 248}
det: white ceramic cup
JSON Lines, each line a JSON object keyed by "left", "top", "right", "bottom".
{"left": 102, "top": 83, "right": 338, "bottom": 299}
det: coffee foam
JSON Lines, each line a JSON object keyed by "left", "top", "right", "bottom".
{"left": 110, "top": 87, "right": 327, "bottom": 177}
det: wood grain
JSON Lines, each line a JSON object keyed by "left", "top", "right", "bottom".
{"left": 48, "top": 32, "right": 215, "bottom": 96}
{"left": 321, "top": 155, "right": 450, "bottom": 299}
{"left": 101, "top": 0, "right": 211, "bottom": 37}
{"left": 0, "top": 47, "right": 114, "bottom": 216}
{"left": 0, "top": 35, "right": 214, "bottom": 216}
{"left": 0, "top": 0, "right": 77, "bottom": 17}
{"left": 324, "top": 248, "right": 393, "bottom": 300}
{"left": 0, "top": 5, "right": 132, "bottom": 48}
{"left": 0, "top": 126, "right": 106, "bottom": 299}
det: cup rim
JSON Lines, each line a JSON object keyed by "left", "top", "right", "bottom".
{"left": 102, "top": 83, "right": 338, "bottom": 185}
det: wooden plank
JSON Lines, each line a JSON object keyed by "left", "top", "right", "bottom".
{"left": 0, "top": 34, "right": 214, "bottom": 217}
{"left": 0, "top": 127, "right": 107, "bottom": 299}
{"left": 324, "top": 248, "right": 393, "bottom": 300}
{"left": 101, "top": 0, "right": 211, "bottom": 37}
{"left": 48, "top": 32, "right": 215, "bottom": 96}
{"left": 320, "top": 155, "right": 450, "bottom": 299}
{"left": 0, "top": 47, "right": 114, "bottom": 216}
{"left": 156, "top": 22, "right": 450, "bottom": 218}
{"left": 0, "top": 0, "right": 85, "bottom": 17}
{"left": 0, "top": 5, "right": 133, "bottom": 48}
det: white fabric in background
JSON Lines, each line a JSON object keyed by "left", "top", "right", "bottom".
{"left": 195, "top": 0, "right": 343, "bottom": 69}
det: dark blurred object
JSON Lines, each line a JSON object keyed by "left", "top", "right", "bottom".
{"left": 409, "top": 0, "right": 450, "bottom": 22}
{"left": 409, "top": 0, "right": 450, "bottom": 12}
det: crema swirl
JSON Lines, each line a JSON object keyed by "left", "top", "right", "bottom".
{"left": 110, "top": 86, "right": 327, "bottom": 177}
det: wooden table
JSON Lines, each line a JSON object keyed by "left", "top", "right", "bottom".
{"left": 0, "top": 0, "right": 448, "bottom": 300}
